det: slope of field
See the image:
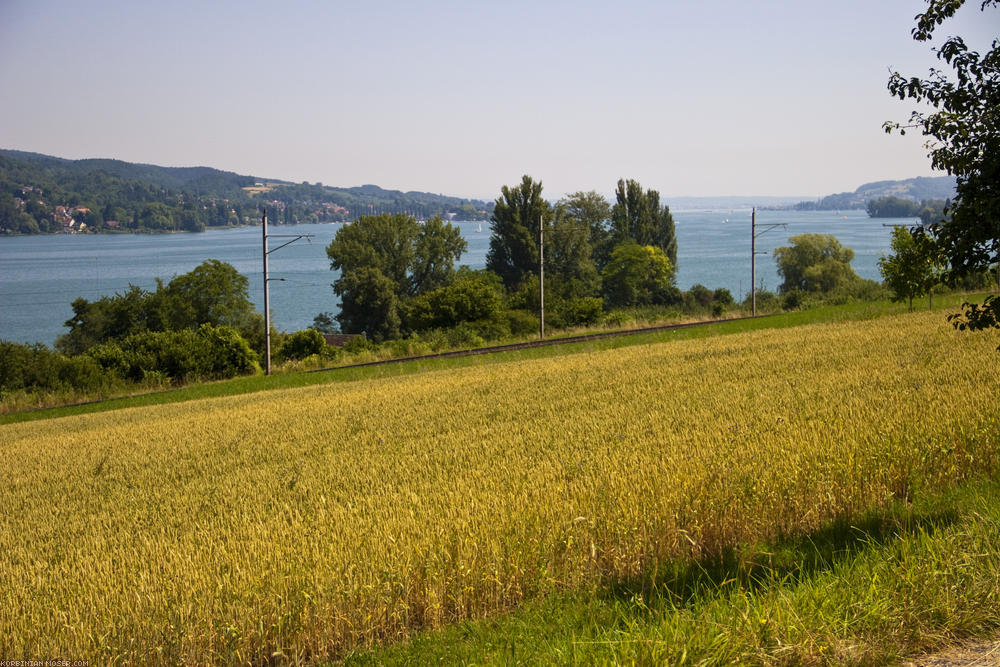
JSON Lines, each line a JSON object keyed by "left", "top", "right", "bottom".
{"left": 1, "top": 311, "right": 997, "bottom": 661}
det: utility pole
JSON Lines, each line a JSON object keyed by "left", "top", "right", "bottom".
{"left": 750, "top": 207, "right": 787, "bottom": 316}
{"left": 539, "top": 214, "right": 545, "bottom": 339}
{"left": 263, "top": 210, "right": 271, "bottom": 374}
{"left": 261, "top": 208, "right": 313, "bottom": 375}
{"left": 751, "top": 208, "right": 756, "bottom": 316}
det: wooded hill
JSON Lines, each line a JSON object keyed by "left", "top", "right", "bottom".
{"left": 0, "top": 149, "right": 493, "bottom": 234}
{"left": 791, "top": 175, "right": 956, "bottom": 211}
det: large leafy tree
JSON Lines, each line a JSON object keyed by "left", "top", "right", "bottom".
{"left": 486, "top": 175, "right": 551, "bottom": 290}
{"left": 610, "top": 178, "right": 678, "bottom": 268}
{"left": 160, "top": 259, "right": 255, "bottom": 331}
{"left": 601, "top": 243, "right": 675, "bottom": 308}
{"left": 326, "top": 213, "right": 467, "bottom": 339}
{"left": 886, "top": 0, "right": 999, "bottom": 332}
{"left": 774, "top": 234, "right": 861, "bottom": 294}
{"left": 547, "top": 203, "right": 601, "bottom": 300}
{"left": 560, "top": 191, "right": 613, "bottom": 271}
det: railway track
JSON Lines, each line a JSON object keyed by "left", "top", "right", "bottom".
{"left": 309, "top": 313, "right": 767, "bottom": 373}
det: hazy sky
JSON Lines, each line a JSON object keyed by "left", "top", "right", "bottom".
{"left": 0, "top": 0, "right": 995, "bottom": 200}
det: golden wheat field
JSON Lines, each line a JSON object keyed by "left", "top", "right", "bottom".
{"left": 1, "top": 310, "right": 997, "bottom": 662}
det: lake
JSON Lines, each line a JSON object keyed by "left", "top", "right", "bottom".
{"left": 0, "top": 209, "right": 912, "bottom": 346}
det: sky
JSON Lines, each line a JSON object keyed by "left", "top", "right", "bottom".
{"left": 0, "top": 0, "right": 996, "bottom": 201}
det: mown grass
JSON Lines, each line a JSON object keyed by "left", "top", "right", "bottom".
{"left": 0, "top": 292, "right": 982, "bottom": 425}
{"left": 350, "top": 477, "right": 1000, "bottom": 665}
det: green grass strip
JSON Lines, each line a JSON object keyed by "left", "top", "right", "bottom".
{"left": 345, "top": 475, "right": 1000, "bottom": 665}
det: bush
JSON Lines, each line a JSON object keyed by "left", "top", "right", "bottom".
{"left": 714, "top": 288, "right": 734, "bottom": 305}
{"left": 506, "top": 310, "right": 540, "bottom": 336}
{"left": 742, "top": 290, "right": 781, "bottom": 313}
{"left": 782, "top": 289, "right": 805, "bottom": 310}
{"left": 555, "top": 297, "right": 605, "bottom": 327}
{"left": 277, "top": 328, "right": 328, "bottom": 362}
{"left": 0, "top": 340, "right": 109, "bottom": 395}
{"left": 405, "top": 270, "right": 505, "bottom": 331}
{"left": 689, "top": 284, "right": 714, "bottom": 308}
{"left": 89, "top": 325, "right": 260, "bottom": 384}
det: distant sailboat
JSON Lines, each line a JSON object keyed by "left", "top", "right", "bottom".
{"left": 477, "top": 222, "right": 482, "bottom": 233}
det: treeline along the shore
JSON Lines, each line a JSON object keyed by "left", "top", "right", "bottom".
{"left": 0, "top": 150, "right": 492, "bottom": 234}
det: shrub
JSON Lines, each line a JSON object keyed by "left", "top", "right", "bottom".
{"left": 89, "top": 325, "right": 259, "bottom": 384}
{"left": 557, "top": 297, "right": 605, "bottom": 327}
{"left": 0, "top": 340, "right": 109, "bottom": 395}
{"left": 782, "top": 289, "right": 805, "bottom": 310}
{"left": 714, "top": 288, "right": 734, "bottom": 306}
{"left": 277, "top": 329, "right": 327, "bottom": 362}
{"left": 689, "top": 284, "right": 714, "bottom": 308}
{"left": 506, "top": 310, "right": 540, "bottom": 336}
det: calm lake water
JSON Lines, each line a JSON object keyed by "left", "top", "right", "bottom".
{"left": 0, "top": 209, "right": 912, "bottom": 346}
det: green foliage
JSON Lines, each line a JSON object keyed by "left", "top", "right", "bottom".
{"left": 714, "top": 288, "right": 735, "bottom": 306}
{"left": 555, "top": 297, "right": 605, "bottom": 327}
{"left": 774, "top": 234, "right": 861, "bottom": 293}
{"left": 610, "top": 178, "right": 678, "bottom": 267}
{"left": 885, "top": 0, "right": 999, "bottom": 336}
{"left": 0, "top": 150, "right": 494, "bottom": 235}
{"left": 486, "top": 175, "right": 551, "bottom": 290}
{"left": 547, "top": 203, "right": 601, "bottom": 299}
{"left": 559, "top": 191, "right": 613, "bottom": 271}
{"left": 688, "top": 284, "right": 714, "bottom": 308}
{"left": 276, "top": 329, "right": 328, "bottom": 362}
{"left": 879, "top": 226, "right": 946, "bottom": 310}
{"left": 160, "top": 259, "right": 255, "bottom": 330}
{"left": 410, "top": 216, "right": 468, "bottom": 295}
{"left": 88, "top": 324, "right": 259, "bottom": 384}
{"left": 312, "top": 312, "right": 339, "bottom": 334}
{"left": 0, "top": 340, "right": 108, "bottom": 396}
{"left": 334, "top": 266, "right": 402, "bottom": 342}
{"left": 326, "top": 214, "right": 467, "bottom": 338}
{"left": 866, "top": 196, "right": 921, "bottom": 218}
{"left": 404, "top": 269, "right": 505, "bottom": 331}
{"left": 948, "top": 295, "right": 1000, "bottom": 350}
{"left": 55, "top": 260, "right": 258, "bottom": 356}
{"left": 602, "top": 243, "right": 676, "bottom": 308}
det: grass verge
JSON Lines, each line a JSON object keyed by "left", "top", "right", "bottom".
{"left": 347, "top": 476, "right": 1000, "bottom": 665}
{"left": 0, "top": 293, "right": 984, "bottom": 425}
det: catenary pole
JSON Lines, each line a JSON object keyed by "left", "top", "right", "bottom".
{"left": 261, "top": 208, "right": 313, "bottom": 376}
{"left": 262, "top": 209, "right": 271, "bottom": 375}
{"left": 539, "top": 214, "right": 544, "bottom": 339}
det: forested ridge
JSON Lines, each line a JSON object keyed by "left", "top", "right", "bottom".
{"left": 0, "top": 149, "right": 492, "bottom": 234}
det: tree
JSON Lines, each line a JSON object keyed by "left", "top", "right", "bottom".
{"left": 601, "top": 243, "right": 676, "bottom": 308}
{"left": 312, "top": 312, "right": 339, "bottom": 334}
{"left": 547, "top": 203, "right": 601, "bottom": 300}
{"left": 866, "top": 196, "right": 922, "bottom": 218}
{"left": 334, "top": 266, "right": 401, "bottom": 341}
{"left": 55, "top": 260, "right": 257, "bottom": 355}
{"left": 486, "top": 175, "right": 551, "bottom": 290}
{"left": 410, "top": 216, "right": 468, "bottom": 295}
{"left": 879, "top": 226, "right": 946, "bottom": 310}
{"left": 610, "top": 179, "right": 678, "bottom": 268}
{"left": 325, "top": 213, "right": 466, "bottom": 338}
{"left": 560, "top": 191, "right": 613, "bottom": 270}
{"left": 774, "top": 234, "right": 861, "bottom": 293}
{"left": 161, "top": 259, "right": 255, "bottom": 331}
{"left": 886, "top": 0, "right": 999, "bottom": 332}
